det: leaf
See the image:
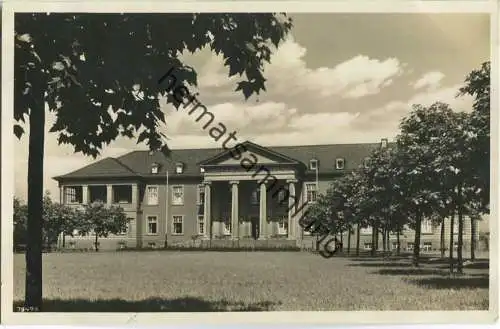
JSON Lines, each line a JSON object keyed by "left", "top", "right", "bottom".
{"left": 14, "top": 125, "right": 24, "bottom": 139}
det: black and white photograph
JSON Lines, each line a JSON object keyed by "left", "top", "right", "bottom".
{"left": 2, "top": 0, "right": 498, "bottom": 325}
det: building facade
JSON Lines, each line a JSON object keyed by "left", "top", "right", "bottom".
{"left": 54, "top": 140, "right": 487, "bottom": 252}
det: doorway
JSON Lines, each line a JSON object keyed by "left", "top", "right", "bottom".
{"left": 251, "top": 217, "right": 259, "bottom": 240}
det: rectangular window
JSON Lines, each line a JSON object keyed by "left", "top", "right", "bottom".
{"left": 147, "top": 216, "right": 158, "bottom": 235}
{"left": 363, "top": 243, "right": 372, "bottom": 250}
{"left": 113, "top": 185, "right": 132, "bottom": 204}
{"left": 422, "top": 242, "right": 432, "bottom": 252}
{"left": 421, "top": 219, "right": 433, "bottom": 234}
{"left": 175, "top": 163, "right": 184, "bottom": 174}
{"left": 305, "top": 183, "right": 317, "bottom": 203}
{"left": 147, "top": 186, "right": 159, "bottom": 205}
{"left": 88, "top": 185, "right": 106, "bottom": 203}
{"left": 309, "top": 159, "right": 318, "bottom": 170}
{"left": 172, "top": 215, "right": 184, "bottom": 235}
{"left": 197, "top": 185, "right": 205, "bottom": 205}
{"left": 335, "top": 158, "right": 345, "bottom": 170}
{"left": 391, "top": 242, "right": 399, "bottom": 250}
{"left": 172, "top": 185, "right": 184, "bottom": 205}
{"left": 65, "top": 186, "right": 83, "bottom": 204}
{"left": 407, "top": 242, "right": 414, "bottom": 251}
{"left": 198, "top": 215, "right": 205, "bottom": 235}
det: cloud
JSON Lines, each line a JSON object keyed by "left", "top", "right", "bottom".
{"left": 263, "top": 38, "right": 406, "bottom": 99}
{"left": 355, "top": 83, "right": 474, "bottom": 131}
{"left": 196, "top": 54, "right": 239, "bottom": 89}
{"left": 192, "top": 37, "right": 406, "bottom": 99}
{"left": 288, "top": 112, "right": 359, "bottom": 130}
{"left": 409, "top": 83, "right": 472, "bottom": 111}
{"left": 413, "top": 71, "right": 445, "bottom": 90}
{"left": 160, "top": 100, "right": 297, "bottom": 134}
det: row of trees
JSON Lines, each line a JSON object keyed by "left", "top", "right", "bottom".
{"left": 307, "top": 61, "right": 490, "bottom": 274}
{"left": 14, "top": 192, "right": 129, "bottom": 252}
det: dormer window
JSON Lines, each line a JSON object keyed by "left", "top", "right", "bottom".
{"left": 381, "top": 138, "right": 388, "bottom": 149}
{"left": 175, "top": 162, "right": 184, "bottom": 174}
{"left": 335, "top": 158, "right": 345, "bottom": 170}
{"left": 151, "top": 162, "right": 160, "bottom": 174}
{"left": 309, "top": 159, "right": 318, "bottom": 170}
{"left": 363, "top": 157, "right": 371, "bottom": 169}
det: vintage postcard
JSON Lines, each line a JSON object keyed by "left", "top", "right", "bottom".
{"left": 1, "top": 0, "right": 498, "bottom": 326}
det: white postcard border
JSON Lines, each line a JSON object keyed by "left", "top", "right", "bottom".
{"left": 1, "top": 0, "right": 499, "bottom": 325}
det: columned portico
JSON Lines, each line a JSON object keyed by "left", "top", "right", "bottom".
{"left": 199, "top": 141, "right": 303, "bottom": 242}
{"left": 230, "top": 181, "right": 239, "bottom": 239}
{"left": 201, "top": 176, "right": 299, "bottom": 241}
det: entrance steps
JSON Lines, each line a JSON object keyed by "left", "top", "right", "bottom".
{"left": 200, "top": 238, "right": 298, "bottom": 249}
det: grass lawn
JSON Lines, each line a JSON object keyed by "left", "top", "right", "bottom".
{"left": 13, "top": 251, "right": 489, "bottom": 312}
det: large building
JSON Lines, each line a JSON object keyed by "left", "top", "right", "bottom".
{"left": 54, "top": 139, "right": 487, "bottom": 252}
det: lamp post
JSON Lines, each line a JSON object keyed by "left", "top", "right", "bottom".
{"left": 164, "top": 169, "right": 169, "bottom": 248}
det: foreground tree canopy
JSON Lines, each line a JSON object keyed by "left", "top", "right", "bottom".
{"left": 15, "top": 13, "right": 293, "bottom": 155}
{"left": 15, "top": 13, "right": 293, "bottom": 310}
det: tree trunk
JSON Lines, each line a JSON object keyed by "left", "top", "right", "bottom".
{"left": 374, "top": 223, "right": 379, "bottom": 251}
{"left": 382, "top": 228, "right": 387, "bottom": 253}
{"left": 370, "top": 224, "right": 376, "bottom": 256}
{"left": 356, "top": 224, "right": 361, "bottom": 256}
{"left": 25, "top": 97, "right": 45, "bottom": 310}
{"left": 440, "top": 219, "right": 445, "bottom": 258}
{"left": 413, "top": 212, "right": 422, "bottom": 267}
{"left": 62, "top": 234, "right": 66, "bottom": 248}
{"left": 340, "top": 230, "right": 343, "bottom": 245}
{"left": 449, "top": 212, "right": 455, "bottom": 272}
{"left": 457, "top": 206, "right": 464, "bottom": 274}
{"left": 396, "top": 222, "right": 401, "bottom": 256}
{"left": 470, "top": 216, "right": 476, "bottom": 261}
{"left": 95, "top": 234, "right": 99, "bottom": 252}
{"left": 347, "top": 229, "right": 351, "bottom": 255}
{"left": 386, "top": 229, "right": 390, "bottom": 254}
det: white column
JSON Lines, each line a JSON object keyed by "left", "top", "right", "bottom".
{"left": 82, "top": 185, "right": 89, "bottom": 204}
{"left": 131, "top": 184, "right": 138, "bottom": 206}
{"left": 230, "top": 181, "right": 239, "bottom": 239}
{"left": 259, "top": 182, "right": 267, "bottom": 239}
{"left": 204, "top": 181, "right": 211, "bottom": 239}
{"left": 287, "top": 180, "right": 297, "bottom": 240}
{"left": 106, "top": 185, "right": 113, "bottom": 205}
{"left": 59, "top": 185, "right": 64, "bottom": 204}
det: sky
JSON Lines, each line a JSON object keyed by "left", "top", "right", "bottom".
{"left": 14, "top": 13, "right": 491, "bottom": 201}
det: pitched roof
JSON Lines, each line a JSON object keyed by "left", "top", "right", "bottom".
{"left": 54, "top": 157, "right": 139, "bottom": 180}
{"left": 199, "top": 140, "right": 302, "bottom": 166}
{"left": 273, "top": 142, "right": 380, "bottom": 173}
{"left": 54, "top": 140, "right": 384, "bottom": 181}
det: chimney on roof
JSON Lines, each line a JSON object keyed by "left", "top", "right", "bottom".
{"left": 381, "top": 138, "right": 388, "bottom": 149}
